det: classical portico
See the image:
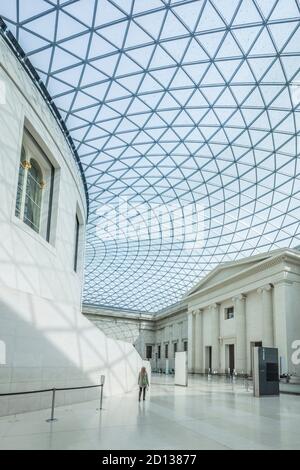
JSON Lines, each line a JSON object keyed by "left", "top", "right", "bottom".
{"left": 185, "top": 249, "right": 300, "bottom": 377}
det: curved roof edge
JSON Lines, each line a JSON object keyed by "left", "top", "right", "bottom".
{"left": 0, "top": 16, "right": 89, "bottom": 218}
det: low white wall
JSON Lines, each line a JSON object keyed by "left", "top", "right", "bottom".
{"left": 0, "top": 284, "right": 142, "bottom": 416}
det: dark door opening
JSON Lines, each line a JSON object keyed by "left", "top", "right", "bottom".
{"left": 205, "top": 346, "right": 212, "bottom": 372}
{"left": 229, "top": 344, "right": 235, "bottom": 374}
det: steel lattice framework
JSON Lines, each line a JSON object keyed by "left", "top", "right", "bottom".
{"left": 1, "top": 0, "right": 300, "bottom": 312}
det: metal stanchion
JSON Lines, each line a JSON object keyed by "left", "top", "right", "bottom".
{"left": 97, "top": 375, "right": 105, "bottom": 411}
{"left": 46, "top": 388, "right": 58, "bottom": 423}
{"left": 0, "top": 377, "right": 105, "bottom": 424}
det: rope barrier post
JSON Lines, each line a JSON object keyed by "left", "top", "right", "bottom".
{"left": 100, "top": 375, "right": 105, "bottom": 410}
{"left": 46, "top": 388, "right": 58, "bottom": 423}
{"left": 97, "top": 375, "right": 105, "bottom": 411}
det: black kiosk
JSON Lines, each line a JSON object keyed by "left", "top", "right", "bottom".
{"left": 253, "top": 347, "right": 280, "bottom": 397}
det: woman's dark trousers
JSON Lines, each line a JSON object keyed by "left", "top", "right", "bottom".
{"left": 139, "top": 387, "right": 146, "bottom": 401}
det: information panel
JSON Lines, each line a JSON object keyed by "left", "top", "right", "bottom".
{"left": 175, "top": 351, "right": 188, "bottom": 387}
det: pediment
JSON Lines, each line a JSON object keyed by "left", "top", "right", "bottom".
{"left": 186, "top": 253, "right": 274, "bottom": 297}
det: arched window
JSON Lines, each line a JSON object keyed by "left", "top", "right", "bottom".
{"left": 15, "top": 130, "right": 54, "bottom": 240}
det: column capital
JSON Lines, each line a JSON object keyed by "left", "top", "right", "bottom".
{"left": 257, "top": 283, "right": 273, "bottom": 294}
{"left": 232, "top": 293, "right": 247, "bottom": 303}
{"left": 209, "top": 302, "right": 220, "bottom": 310}
{"left": 190, "top": 308, "right": 203, "bottom": 315}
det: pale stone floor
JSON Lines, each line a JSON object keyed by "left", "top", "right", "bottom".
{"left": 0, "top": 374, "right": 299, "bottom": 450}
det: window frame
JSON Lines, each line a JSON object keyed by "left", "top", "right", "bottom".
{"left": 146, "top": 345, "right": 152, "bottom": 360}
{"left": 15, "top": 128, "right": 54, "bottom": 242}
{"left": 74, "top": 214, "right": 80, "bottom": 272}
{"left": 225, "top": 306, "right": 234, "bottom": 320}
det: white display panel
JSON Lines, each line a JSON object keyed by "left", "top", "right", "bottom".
{"left": 175, "top": 352, "right": 188, "bottom": 387}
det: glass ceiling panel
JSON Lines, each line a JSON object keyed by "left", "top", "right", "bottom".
{"left": 1, "top": 0, "right": 300, "bottom": 312}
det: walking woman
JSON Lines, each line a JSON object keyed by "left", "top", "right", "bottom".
{"left": 138, "top": 366, "right": 149, "bottom": 401}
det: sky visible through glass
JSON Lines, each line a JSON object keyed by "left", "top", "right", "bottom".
{"left": 1, "top": 0, "right": 300, "bottom": 312}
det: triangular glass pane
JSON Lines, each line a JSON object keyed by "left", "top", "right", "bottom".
{"left": 233, "top": 0, "right": 262, "bottom": 25}
{"left": 25, "top": 11, "right": 57, "bottom": 41}
{"left": 270, "top": 0, "right": 300, "bottom": 20}
{"left": 162, "top": 37, "right": 190, "bottom": 62}
{"left": 250, "top": 27, "right": 277, "bottom": 55}
{"left": 183, "top": 38, "right": 209, "bottom": 62}
{"left": 172, "top": 1, "right": 204, "bottom": 31}
{"left": 94, "top": 0, "right": 125, "bottom": 26}
{"left": 216, "top": 32, "right": 242, "bottom": 59}
{"left": 89, "top": 33, "right": 116, "bottom": 59}
{"left": 135, "top": 10, "right": 166, "bottom": 38}
{"left": 100, "top": 21, "right": 128, "bottom": 48}
{"left": 196, "top": 1, "right": 225, "bottom": 32}
{"left": 198, "top": 31, "right": 226, "bottom": 58}
{"left": 56, "top": 11, "right": 87, "bottom": 41}
{"left": 19, "top": 0, "right": 51, "bottom": 22}
{"left": 233, "top": 25, "right": 262, "bottom": 54}
{"left": 161, "top": 11, "right": 188, "bottom": 38}
{"left": 125, "top": 21, "right": 152, "bottom": 48}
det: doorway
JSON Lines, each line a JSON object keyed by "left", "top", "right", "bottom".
{"left": 205, "top": 346, "right": 212, "bottom": 372}
{"left": 226, "top": 344, "right": 235, "bottom": 374}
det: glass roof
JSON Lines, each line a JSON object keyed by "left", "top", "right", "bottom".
{"left": 1, "top": 0, "right": 300, "bottom": 312}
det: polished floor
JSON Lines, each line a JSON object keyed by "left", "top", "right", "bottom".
{"left": 0, "top": 375, "right": 299, "bottom": 450}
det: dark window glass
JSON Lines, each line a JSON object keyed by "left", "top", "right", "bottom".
{"left": 74, "top": 215, "right": 80, "bottom": 272}
{"left": 146, "top": 345, "right": 152, "bottom": 359}
{"left": 225, "top": 306, "right": 234, "bottom": 320}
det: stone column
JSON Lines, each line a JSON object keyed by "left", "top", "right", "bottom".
{"left": 210, "top": 303, "right": 220, "bottom": 372}
{"left": 257, "top": 284, "right": 274, "bottom": 347}
{"left": 232, "top": 294, "right": 247, "bottom": 374}
{"left": 273, "top": 279, "right": 293, "bottom": 375}
{"left": 187, "top": 310, "right": 196, "bottom": 373}
{"left": 194, "top": 309, "right": 203, "bottom": 373}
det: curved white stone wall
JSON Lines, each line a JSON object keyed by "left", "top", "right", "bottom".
{"left": 0, "top": 34, "right": 141, "bottom": 416}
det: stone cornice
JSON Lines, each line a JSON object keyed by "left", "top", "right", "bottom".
{"left": 83, "top": 308, "right": 154, "bottom": 323}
